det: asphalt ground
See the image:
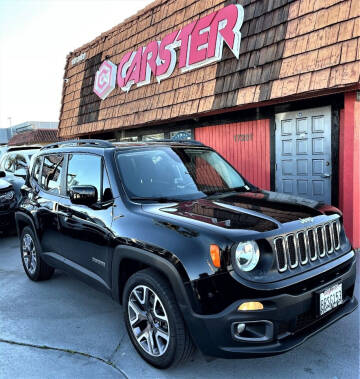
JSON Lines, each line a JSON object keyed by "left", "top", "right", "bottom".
{"left": 0, "top": 235, "right": 359, "bottom": 378}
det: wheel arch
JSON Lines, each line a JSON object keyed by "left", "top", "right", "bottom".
{"left": 15, "top": 211, "right": 38, "bottom": 237}
{"left": 112, "top": 245, "right": 195, "bottom": 312}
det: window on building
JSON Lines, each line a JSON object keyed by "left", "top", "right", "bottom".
{"left": 170, "top": 130, "right": 192, "bottom": 140}
{"left": 142, "top": 133, "right": 165, "bottom": 141}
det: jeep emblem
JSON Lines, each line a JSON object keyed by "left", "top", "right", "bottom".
{"left": 299, "top": 217, "right": 314, "bottom": 224}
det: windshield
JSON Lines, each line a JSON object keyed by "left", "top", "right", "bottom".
{"left": 116, "top": 147, "right": 247, "bottom": 201}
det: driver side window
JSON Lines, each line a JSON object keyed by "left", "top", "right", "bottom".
{"left": 66, "top": 154, "right": 102, "bottom": 201}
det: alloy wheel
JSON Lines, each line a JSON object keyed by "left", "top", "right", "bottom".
{"left": 128, "top": 285, "right": 170, "bottom": 357}
{"left": 22, "top": 233, "right": 37, "bottom": 275}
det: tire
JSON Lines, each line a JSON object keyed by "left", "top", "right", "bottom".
{"left": 20, "top": 226, "right": 54, "bottom": 281}
{"left": 123, "top": 268, "right": 195, "bottom": 369}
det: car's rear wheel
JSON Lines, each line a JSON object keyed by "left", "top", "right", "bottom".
{"left": 20, "top": 226, "right": 54, "bottom": 281}
{"left": 123, "top": 268, "right": 194, "bottom": 368}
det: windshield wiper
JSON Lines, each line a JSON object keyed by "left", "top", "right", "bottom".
{"left": 130, "top": 196, "right": 182, "bottom": 203}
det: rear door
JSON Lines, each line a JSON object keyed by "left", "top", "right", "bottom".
{"left": 36, "top": 153, "right": 66, "bottom": 253}
{"left": 275, "top": 106, "right": 332, "bottom": 204}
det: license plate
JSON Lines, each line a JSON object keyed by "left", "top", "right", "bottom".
{"left": 319, "top": 283, "right": 343, "bottom": 316}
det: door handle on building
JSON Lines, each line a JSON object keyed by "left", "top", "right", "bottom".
{"left": 321, "top": 174, "right": 331, "bottom": 178}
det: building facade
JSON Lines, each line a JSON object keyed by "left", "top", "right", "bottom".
{"left": 58, "top": 0, "right": 360, "bottom": 248}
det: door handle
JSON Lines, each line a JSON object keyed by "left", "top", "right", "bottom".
{"left": 321, "top": 174, "right": 331, "bottom": 178}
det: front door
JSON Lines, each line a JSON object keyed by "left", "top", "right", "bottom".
{"left": 275, "top": 106, "right": 332, "bottom": 204}
{"left": 57, "top": 153, "right": 114, "bottom": 288}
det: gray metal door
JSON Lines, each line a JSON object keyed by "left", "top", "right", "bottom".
{"left": 275, "top": 106, "right": 332, "bottom": 204}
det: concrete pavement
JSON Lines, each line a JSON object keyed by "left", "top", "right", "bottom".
{"left": 0, "top": 235, "right": 359, "bottom": 378}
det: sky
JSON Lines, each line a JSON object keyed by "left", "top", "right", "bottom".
{"left": 0, "top": 0, "right": 153, "bottom": 129}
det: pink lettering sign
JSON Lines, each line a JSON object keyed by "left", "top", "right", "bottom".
{"left": 94, "top": 3, "right": 244, "bottom": 98}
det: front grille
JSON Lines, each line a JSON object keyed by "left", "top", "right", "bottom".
{"left": 275, "top": 238, "right": 287, "bottom": 272}
{"left": 297, "top": 232, "right": 308, "bottom": 264}
{"left": 274, "top": 219, "right": 341, "bottom": 273}
{"left": 308, "top": 229, "right": 317, "bottom": 261}
{"left": 325, "top": 224, "right": 333, "bottom": 254}
{"left": 332, "top": 221, "right": 340, "bottom": 250}
{"left": 317, "top": 227, "right": 325, "bottom": 257}
{"left": 286, "top": 235, "right": 298, "bottom": 268}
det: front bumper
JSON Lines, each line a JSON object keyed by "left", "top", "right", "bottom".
{"left": 183, "top": 252, "right": 357, "bottom": 358}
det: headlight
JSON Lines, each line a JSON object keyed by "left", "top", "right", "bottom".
{"left": 5, "top": 190, "right": 15, "bottom": 200}
{"left": 234, "top": 241, "right": 260, "bottom": 272}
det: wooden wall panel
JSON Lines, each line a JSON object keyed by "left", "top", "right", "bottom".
{"left": 195, "top": 119, "right": 271, "bottom": 190}
{"left": 339, "top": 92, "right": 360, "bottom": 248}
{"left": 58, "top": 0, "right": 360, "bottom": 138}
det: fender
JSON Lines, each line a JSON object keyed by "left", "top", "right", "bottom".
{"left": 15, "top": 210, "right": 39, "bottom": 237}
{"left": 111, "top": 245, "right": 197, "bottom": 312}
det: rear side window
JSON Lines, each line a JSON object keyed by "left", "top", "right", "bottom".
{"left": 32, "top": 157, "right": 42, "bottom": 183}
{"left": 3, "top": 154, "right": 15, "bottom": 173}
{"left": 67, "top": 154, "right": 102, "bottom": 201}
{"left": 14, "top": 154, "right": 27, "bottom": 171}
{"left": 41, "top": 154, "right": 64, "bottom": 194}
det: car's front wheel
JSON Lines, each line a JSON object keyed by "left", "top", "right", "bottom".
{"left": 20, "top": 226, "right": 54, "bottom": 281}
{"left": 123, "top": 268, "right": 194, "bottom": 368}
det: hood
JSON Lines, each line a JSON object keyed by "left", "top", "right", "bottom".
{"left": 0, "top": 178, "right": 12, "bottom": 191}
{"left": 146, "top": 190, "right": 340, "bottom": 233}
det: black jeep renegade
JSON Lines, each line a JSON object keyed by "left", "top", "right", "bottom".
{"left": 16, "top": 139, "right": 357, "bottom": 368}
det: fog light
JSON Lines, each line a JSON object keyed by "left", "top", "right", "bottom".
{"left": 236, "top": 323, "right": 246, "bottom": 334}
{"left": 238, "top": 302, "right": 264, "bottom": 311}
{"left": 232, "top": 321, "right": 273, "bottom": 342}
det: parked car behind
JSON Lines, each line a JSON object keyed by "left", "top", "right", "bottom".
{"left": 0, "top": 146, "right": 40, "bottom": 180}
{"left": 0, "top": 145, "right": 40, "bottom": 197}
{"left": 15, "top": 139, "right": 357, "bottom": 369}
{"left": 0, "top": 172, "right": 16, "bottom": 233}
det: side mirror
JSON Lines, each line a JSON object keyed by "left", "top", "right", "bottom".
{"left": 0, "top": 171, "right": 5, "bottom": 178}
{"left": 69, "top": 185, "right": 98, "bottom": 206}
{"left": 14, "top": 168, "right": 27, "bottom": 179}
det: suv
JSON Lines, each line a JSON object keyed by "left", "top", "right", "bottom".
{"left": 0, "top": 172, "right": 16, "bottom": 232}
{"left": 16, "top": 139, "right": 357, "bottom": 368}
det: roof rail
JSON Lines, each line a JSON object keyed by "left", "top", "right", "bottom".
{"left": 6, "top": 145, "right": 42, "bottom": 152}
{"left": 40, "top": 139, "right": 114, "bottom": 150}
{"left": 139, "top": 139, "right": 205, "bottom": 146}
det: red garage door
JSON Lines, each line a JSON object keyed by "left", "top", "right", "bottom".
{"left": 195, "top": 119, "right": 271, "bottom": 190}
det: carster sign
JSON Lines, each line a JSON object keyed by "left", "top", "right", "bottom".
{"left": 93, "top": 3, "right": 244, "bottom": 99}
